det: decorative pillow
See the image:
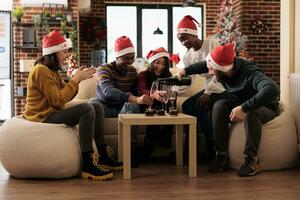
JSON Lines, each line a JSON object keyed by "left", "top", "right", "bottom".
{"left": 0, "top": 116, "right": 81, "bottom": 179}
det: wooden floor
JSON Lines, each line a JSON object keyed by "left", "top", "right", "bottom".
{"left": 0, "top": 162, "right": 300, "bottom": 200}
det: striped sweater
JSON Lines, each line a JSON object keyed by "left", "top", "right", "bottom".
{"left": 96, "top": 61, "right": 138, "bottom": 107}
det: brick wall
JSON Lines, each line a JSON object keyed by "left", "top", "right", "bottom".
{"left": 78, "top": 0, "right": 221, "bottom": 65}
{"left": 79, "top": 0, "right": 280, "bottom": 85}
{"left": 238, "top": 0, "right": 280, "bottom": 84}
{"left": 13, "top": 0, "right": 280, "bottom": 115}
{"left": 13, "top": 0, "right": 78, "bottom": 115}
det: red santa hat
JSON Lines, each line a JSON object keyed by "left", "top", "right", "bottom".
{"left": 177, "top": 15, "right": 201, "bottom": 36}
{"left": 206, "top": 43, "right": 235, "bottom": 72}
{"left": 42, "top": 30, "right": 69, "bottom": 56}
{"left": 114, "top": 36, "right": 135, "bottom": 57}
{"left": 146, "top": 47, "right": 169, "bottom": 64}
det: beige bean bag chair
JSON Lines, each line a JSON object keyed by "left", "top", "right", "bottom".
{"left": 229, "top": 104, "right": 298, "bottom": 170}
{"left": 0, "top": 116, "right": 81, "bottom": 179}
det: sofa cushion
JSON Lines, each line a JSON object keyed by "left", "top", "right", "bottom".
{"left": 74, "top": 75, "right": 97, "bottom": 99}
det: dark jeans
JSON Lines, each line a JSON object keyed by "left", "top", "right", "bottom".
{"left": 212, "top": 99, "right": 278, "bottom": 157}
{"left": 44, "top": 102, "right": 105, "bottom": 152}
{"left": 182, "top": 90, "right": 233, "bottom": 151}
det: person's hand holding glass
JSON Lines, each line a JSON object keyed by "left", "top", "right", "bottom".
{"left": 149, "top": 81, "right": 167, "bottom": 115}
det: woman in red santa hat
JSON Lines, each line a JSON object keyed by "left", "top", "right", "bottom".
{"left": 137, "top": 47, "right": 173, "bottom": 160}
{"left": 23, "top": 30, "right": 122, "bottom": 181}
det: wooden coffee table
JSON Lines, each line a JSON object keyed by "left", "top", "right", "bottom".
{"left": 118, "top": 113, "right": 197, "bottom": 179}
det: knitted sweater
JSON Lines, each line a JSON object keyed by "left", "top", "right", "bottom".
{"left": 96, "top": 61, "right": 138, "bottom": 107}
{"left": 23, "top": 64, "right": 79, "bottom": 122}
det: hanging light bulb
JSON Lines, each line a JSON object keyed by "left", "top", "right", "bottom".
{"left": 183, "top": 0, "right": 197, "bottom": 7}
{"left": 153, "top": 27, "right": 163, "bottom": 35}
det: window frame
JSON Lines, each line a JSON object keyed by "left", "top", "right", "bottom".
{"left": 105, "top": 3, "right": 204, "bottom": 58}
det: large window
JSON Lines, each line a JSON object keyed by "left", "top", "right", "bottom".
{"left": 142, "top": 9, "right": 168, "bottom": 57}
{"left": 106, "top": 4, "right": 203, "bottom": 67}
{"left": 106, "top": 6, "right": 137, "bottom": 63}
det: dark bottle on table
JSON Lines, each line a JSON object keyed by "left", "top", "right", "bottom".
{"left": 156, "top": 76, "right": 192, "bottom": 86}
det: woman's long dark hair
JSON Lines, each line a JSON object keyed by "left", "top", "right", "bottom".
{"left": 145, "top": 57, "right": 172, "bottom": 89}
{"left": 34, "top": 53, "right": 60, "bottom": 71}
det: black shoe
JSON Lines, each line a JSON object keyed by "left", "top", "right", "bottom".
{"left": 98, "top": 144, "right": 123, "bottom": 171}
{"left": 237, "top": 156, "right": 261, "bottom": 177}
{"left": 208, "top": 153, "right": 229, "bottom": 173}
{"left": 81, "top": 152, "right": 113, "bottom": 181}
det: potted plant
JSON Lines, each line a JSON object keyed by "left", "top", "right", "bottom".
{"left": 43, "top": 11, "right": 51, "bottom": 19}
{"left": 33, "top": 14, "right": 43, "bottom": 47}
{"left": 12, "top": 7, "right": 24, "bottom": 23}
{"left": 55, "top": 12, "right": 63, "bottom": 20}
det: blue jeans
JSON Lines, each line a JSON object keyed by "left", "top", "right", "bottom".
{"left": 89, "top": 97, "right": 140, "bottom": 144}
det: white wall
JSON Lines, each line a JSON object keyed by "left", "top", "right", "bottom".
{"left": 21, "top": 0, "right": 68, "bottom": 7}
{"left": 295, "top": 0, "right": 300, "bottom": 73}
{"left": 2, "top": 1, "right": 12, "bottom": 11}
{"left": 280, "top": 0, "right": 296, "bottom": 108}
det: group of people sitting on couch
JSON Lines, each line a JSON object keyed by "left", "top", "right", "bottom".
{"left": 22, "top": 15, "right": 280, "bottom": 181}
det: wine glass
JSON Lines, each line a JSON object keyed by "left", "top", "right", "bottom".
{"left": 150, "top": 81, "right": 159, "bottom": 108}
{"left": 160, "top": 84, "right": 171, "bottom": 113}
{"left": 146, "top": 81, "right": 159, "bottom": 116}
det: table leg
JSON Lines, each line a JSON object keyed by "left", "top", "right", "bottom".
{"left": 123, "top": 125, "right": 131, "bottom": 179}
{"left": 189, "top": 123, "right": 197, "bottom": 178}
{"left": 118, "top": 121, "right": 123, "bottom": 161}
{"left": 175, "top": 124, "right": 183, "bottom": 166}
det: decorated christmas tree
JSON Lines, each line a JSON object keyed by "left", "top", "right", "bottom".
{"left": 213, "top": 0, "right": 251, "bottom": 59}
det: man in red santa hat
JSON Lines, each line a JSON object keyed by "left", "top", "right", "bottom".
{"left": 178, "top": 43, "right": 280, "bottom": 177}
{"left": 176, "top": 15, "right": 227, "bottom": 162}
{"left": 91, "top": 36, "right": 152, "bottom": 167}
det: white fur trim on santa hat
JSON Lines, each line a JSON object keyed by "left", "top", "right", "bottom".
{"left": 115, "top": 47, "right": 135, "bottom": 58}
{"left": 206, "top": 53, "right": 233, "bottom": 72}
{"left": 177, "top": 28, "right": 198, "bottom": 36}
{"left": 43, "top": 41, "right": 69, "bottom": 56}
{"left": 148, "top": 52, "right": 169, "bottom": 64}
